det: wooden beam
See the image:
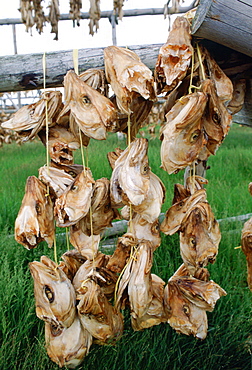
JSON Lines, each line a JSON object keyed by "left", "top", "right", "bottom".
{"left": 0, "top": 44, "right": 162, "bottom": 93}
{"left": 0, "top": 6, "right": 196, "bottom": 25}
{"left": 192, "top": 0, "right": 252, "bottom": 58}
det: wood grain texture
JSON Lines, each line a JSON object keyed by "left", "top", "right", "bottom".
{"left": 0, "top": 44, "right": 161, "bottom": 93}
{"left": 192, "top": 0, "right": 252, "bottom": 57}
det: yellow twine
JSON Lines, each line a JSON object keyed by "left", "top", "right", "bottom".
{"left": 65, "top": 226, "right": 70, "bottom": 251}
{"left": 73, "top": 49, "right": 79, "bottom": 75}
{"left": 43, "top": 52, "right": 58, "bottom": 265}
{"left": 188, "top": 46, "right": 195, "bottom": 95}
{"left": 196, "top": 43, "right": 206, "bottom": 81}
{"left": 114, "top": 244, "right": 139, "bottom": 304}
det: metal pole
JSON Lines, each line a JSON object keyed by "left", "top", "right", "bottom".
{"left": 110, "top": 13, "right": 117, "bottom": 46}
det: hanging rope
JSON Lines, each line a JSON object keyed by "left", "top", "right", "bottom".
{"left": 43, "top": 52, "right": 58, "bottom": 265}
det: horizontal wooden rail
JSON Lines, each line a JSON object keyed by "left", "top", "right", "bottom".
{"left": 0, "top": 43, "right": 162, "bottom": 93}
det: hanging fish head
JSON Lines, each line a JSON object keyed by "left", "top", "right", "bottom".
{"left": 119, "top": 138, "right": 150, "bottom": 205}
{"left": 15, "top": 176, "right": 55, "bottom": 249}
{"left": 29, "top": 255, "right": 76, "bottom": 329}
{"left": 63, "top": 70, "right": 117, "bottom": 139}
{"left": 165, "top": 282, "right": 208, "bottom": 339}
{"left": 160, "top": 93, "right": 208, "bottom": 174}
{"left": 54, "top": 169, "right": 95, "bottom": 227}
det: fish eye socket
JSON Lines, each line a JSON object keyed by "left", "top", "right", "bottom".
{"left": 71, "top": 184, "right": 78, "bottom": 192}
{"left": 96, "top": 314, "right": 105, "bottom": 322}
{"left": 44, "top": 285, "right": 54, "bottom": 303}
{"left": 190, "top": 131, "right": 200, "bottom": 143}
{"left": 183, "top": 305, "right": 190, "bottom": 315}
{"left": 141, "top": 164, "right": 150, "bottom": 175}
{"left": 35, "top": 202, "right": 41, "bottom": 215}
{"left": 82, "top": 95, "right": 91, "bottom": 104}
{"left": 151, "top": 222, "right": 160, "bottom": 234}
{"left": 190, "top": 237, "right": 196, "bottom": 247}
{"left": 212, "top": 112, "right": 221, "bottom": 124}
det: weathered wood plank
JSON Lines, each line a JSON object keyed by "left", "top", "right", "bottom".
{"left": 192, "top": 0, "right": 252, "bottom": 57}
{"left": 0, "top": 44, "right": 161, "bottom": 93}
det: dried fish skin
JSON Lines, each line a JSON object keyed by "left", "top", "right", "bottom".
{"left": 1, "top": 91, "right": 63, "bottom": 140}
{"left": 160, "top": 188, "right": 207, "bottom": 236}
{"left": 131, "top": 171, "right": 166, "bottom": 223}
{"left": 15, "top": 176, "right": 55, "bottom": 249}
{"left": 77, "top": 178, "right": 120, "bottom": 236}
{"left": 119, "top": 138, "right": 150, "bottom": 206}
{"left": 164, "top": 281, "right": 208, "bottom": 340}
{"left": 160, "top": 92, "right": 208, "bottom": 174}
{"left": 54, "top": 170, "right": 95, "bottom": 227}
{"left": 45, "top": 315, "right": 92, "bottom": 368}
{"left": 77, "top": 279, "right": 124, "bottom": 344}
{"left": 107, "top": 147, "right": 124, "bottom": 170}
{"left": 72, "top": 252, "right": 110, "bottom": 292}
{"left": 39, "top": 165, "right": 75, "bottom": 198}
{"left": 63, "top": 70, "right": 117, "bottom": 139}
{"left": 58, "top": 249, "right": 87, "bottom": 281}
{"left": 201, "top": 79, "right": 232, "bottom": 155}
{"left": 38, "top": 125, "right": 80, "bottom": 165}
{"left": 110, "top": 138, "right": 150, "bottom": 207}
{"left": 227, "top": 78, "right": 246, "bottom": 115}
{"left": 104, "top": 45, "right": 156, "bottom": 114}
{"left": 128, "top": 241, "right": 153, "bottom": 319}
{"left": 204, "top": 46, "right": 233, "bottom": 104}
{"left": 70, "top": 228, "right": 100, "bottom": 261}
{"left": 79, "top": 68, "right": 109, "bottom": 97}
{"left": 131, "top": 274, "right": 168, "bottom": 331}
{"left": 155, "top": 16, "right": 193, "bottom": 94}
{"left": 29, "top": 255, "right": 76, "bottom": 329}
{"left": 106, "top": 233, "right": 136, "bottom": 274}
{"left": 241, "top": 216, "right": 252, "bottom": 291}
{"left": 179, "top": 202, "right": 220, "bottom": 275}
{"left": 128, "top": 214, "right": 161, "bottom": 251}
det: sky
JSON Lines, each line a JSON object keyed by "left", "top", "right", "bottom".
{"left": 0, "top": 0, "right": 194, "bottom": 56}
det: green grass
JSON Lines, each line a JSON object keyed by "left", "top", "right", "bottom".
{"left": 0, "top": 124, "right": 251, "bottom": 369}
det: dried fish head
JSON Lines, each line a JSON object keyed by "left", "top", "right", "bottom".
{"left": 77, "top": 279, "right": 124, "bottom": 344}
{"left": 1, "top": 91, "right": 63, "bottom": 140}
{"left": 201, "top": 79, "right": 232, "bottom": 155}
{"left": 63, "top": 70, "right": 117, "bottom": 139}
{"left": 39, "top": 165, "right": 75, "bottom": 198}
{"left": 15, "top": 176, "right": 55, "bottom": 249}
{"left": 106, "top": 233, "right": 136, "bottom": 274}
{"left": 131, "top": 273, "right": 168, "bottom": 331}
{"left": 58, "top": 249, "right": 86, "bottom": 281}
{"left": 79, "top": 177, "right": 120, "bottom": 236}
{"left": 128, "top": 214, "right": 161, "bottom": 251}
{"left": 204, "top": 46, "right": 233, "bottom": 103}
{"left": 160, "top": 92, "right": 208, "bottom": 174}
{"left": 110, "top": 138, "right": 150, "bottom": 207}
{"left": 128, "top": 241, "right": 153, "bottom": 318}
{"left": 131, "top": 171, "right": 166, "bottom": 223}
{"left": 227, "top": 78, "right": 246, "bottom": 115}
{"left": 29, "top": 255, "right": 76, "bottom": 329}
{"left": 69, "top": 228, "right": 100, "bottom": 260}
{"left": 79, "top": 68, "right": 109, "bottom": 96}
{"left": 160, "top": 188, "right": 207, "bottom": 235}
{"left": 155, "top": 16, "right": 193, "bottom": 94}
{"left": 241, "top": 217, "right": 252, "bottom": 291}
{"left": 72, "top": 252, "right": 110, "bottom": 291}
{"left": 164, "top": 281, "right": 208, "bottom": 339}
{"left": 45, "top": 315, "right": 92, "bottom": 368}
{"left": 179, "top": 202, "right": 220, "bottom": 275}
{"left": 119, "top": 138, "right": 150, "bottom": 206}
{"left": 54, "top": 169, "right": 94, "bottom": 227}
{"left": 104, "top": 45, "right": 156, "bottom": 114}
{"left": 38, "top": 125, "right": 80, "bottom": 165}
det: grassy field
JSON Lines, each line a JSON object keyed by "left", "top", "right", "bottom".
{"left": 0, "top": 123, "right": 251, "bottom": 369}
